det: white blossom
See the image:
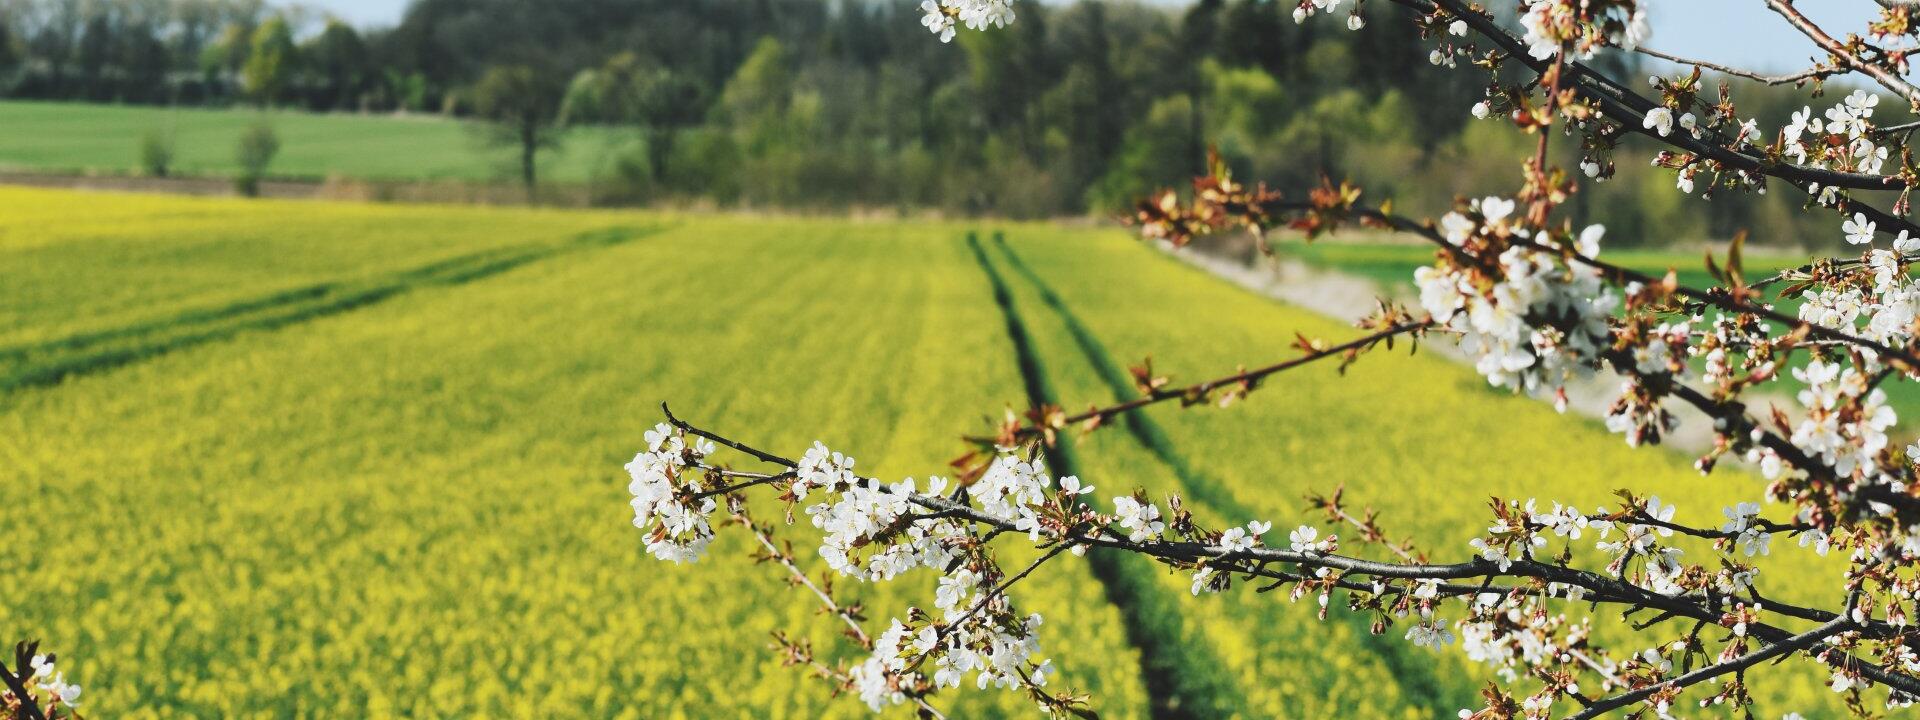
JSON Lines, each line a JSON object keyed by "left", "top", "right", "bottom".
{"left": 1289, "top": 524, "right": 1332, "bottom": 554}
{"left": 1469, "top": 537, "right": 1513, "bottom": 571}
{"left": 1191, "top": 566, "right": 1221, "bottom": 595}
{"left": 918, "top": 0, "right": 1015, "bottom": 42}
{"left": 19, "top": 654, "right": 82, "bottom": 709}
{"left": 1643, "top": 107, "right": 1674, "bottom": 137}
{"left": 1407, "top": 620, "right": 1456, "bottom": 648}
{"left": 1845, "top": 213, "right": 1878, "bottom": 245}
{"left": 1621, "top": 8, "right": 1650, "bottom": 50}
{"left": 1529, "top": 500, "right": 1589, "bottom": 539}
{"left": 1112, "top": 496, "right": 1165, "bottom": 542}
{"left": 1798, "top": 528, "right": 1832, "bottom": 556}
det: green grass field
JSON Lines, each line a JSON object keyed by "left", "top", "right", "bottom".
{"left": 0, "top": 187, "right": 1850, "bottom": 717}
{"left": 0, "top": 100, "right": 627, "bottom": 182}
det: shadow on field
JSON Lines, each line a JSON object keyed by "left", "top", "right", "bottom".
{"left": 0, "top": 224, "right": 665, "bottom": 395}
{"left": 981, "top": 231, "right": 1474, "bottom": 717}
{"left": 966, "top": 231, "right": 1246, "bottom": 720}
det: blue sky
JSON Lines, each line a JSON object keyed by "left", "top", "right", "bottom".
{"left": 293, "top": 0, "right": 399, "bottom": 26}
{"left": 293, "top": 0, "right": 1869, "bottom": 74}
{"left": 1641, "top": 0, "right": 1875, "bottom": 73}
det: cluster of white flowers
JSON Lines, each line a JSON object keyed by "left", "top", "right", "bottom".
{"left": 1583, "top": 496, "right": 1685, "bottom": 594}
{"left": 973, "top": 454, "right": 1058, "bottom": 524}
{"left": 18, "top": 653, "right": 83, "bottom": 710}
{"left": 1415, "top": 199, "right": 1617, "bottom": 399}
{"left": 795, "top": 444, "right": 1062, "bottom": 709}
{"left": 1406, "top": 619, "right": 1455, "bottom": 648}
{"left": 1647, "top": 101, "right": 1753, "bottom": 145}
{"left": 626, "top": 423, "right": 719, "bottom": 563}
{"left": 1518, "top": 0, "right": 1576, "bottom": 59}
{"left": 1288, "top": 524, "right": 1334, "bottom": 554}
{"left": 918, "top": 0, "right": 1015, "bottom": 43}
{"left": 1287, "top": 0, "right": 1346, "bottom": 25}
{"left": 1527, "top": 500, "right": 1591, "bottom": 539}
{"left": 1457, "top": 601, "right": 1581, "bottom": 683}
{"left": 1720, "top": 502, "right": 1772, "bottom": 557}
{"left": 795, "top": 442, "right": 965, "bottom": 581}
{"left": 1218, "top": 520, "right": 1273, "bottom": 553}
{"left": 1468, "top": 535, "right": 1520, "bottom": 572}
{"left": 858, "top": 610, "right": 1053, "bottom": 711}
{"left": 1111, "top": 495, "right": 1165, "bottom": 542}
{"left": 1518, "top": 0, "right": 1646, "bottom": 60}
{"left": 1784, "top": 91, "right": 1889, "bottom": 203}
{"left": 1789, "top": 361, "right": 1897, "bottom": 480}
{"left": 1800, "top": 244, "right": 1920, "bottom": 358}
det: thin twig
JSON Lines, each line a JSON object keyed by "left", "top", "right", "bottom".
{"left": 998, "top": 320, "right": 1431, "bottom": 443}
{"left": 1634, "top": 45, "right": 1836, "bottom": 86}
{"left": 942, "top": 542, "right": 1072, "bottom": 635}
{"left": 739, "top": 508, "right": 872, "bottom": 647}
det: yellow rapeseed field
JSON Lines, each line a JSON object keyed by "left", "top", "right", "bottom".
{"left": 0, "top": 187, "right": 1845, "bottom": 717}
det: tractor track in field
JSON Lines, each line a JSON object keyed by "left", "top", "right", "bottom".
{"left": 967, "top": 231, "right": 1234, "bottom": 720}
{"left": 0, "top": 223, "right": 664, "bottom": 396}
{"left": 984, "top": 232, "right": 1471, "bottom": 716}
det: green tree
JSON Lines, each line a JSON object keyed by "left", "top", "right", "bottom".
{"left": 199, "top": 23, "right": 250, "bottom": 90}
{"left": 140, "top": 125, "right": 175, "bottom": 178}
{"left": 563, "top": 53, "right": 708, "bottom": 182}
{"left": 1088, "top": 94, "right": 1197, "bottom": 211}
{"left": 302, "top": 21, "right": 367, "bottom": 110}
{"left": 469, "top": 64, "right": 566, "bottom": 199}
{"left": 234, "top": 119, "right": 279, "bottom": 196}
{"left": 241, "top": 15, "right": 295, "bottom": 105}
{"left": 715, "top": 38, "right": 795, "bottom": 154}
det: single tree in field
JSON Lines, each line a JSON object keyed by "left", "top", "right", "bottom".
{"left": 234, "top": 119, "right": 279, "bottom": 197}
{"left": 241, "top": 15, "right": 295, "bottom": 106}
{"left": 470, "top": 64, "right": 565, "bottom": 201}
{"left": 140, "top": 124, "right": 175, "bottom": 178}
{"left": 561, "top": 52, "right": 708, "bottom": 183}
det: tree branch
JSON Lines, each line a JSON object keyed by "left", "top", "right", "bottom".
{"left": 667, "top": 415, "right": 1920, "bottom": 699}
{"left": 737, "top": 507, "right": 873, "bottom": 648}
{"left": 996, "top": 320, "right": 1431, "bottom": 444}
{"left": 1633, "top": 45, "right": 1838, "bottom": 86}
{"left": 1, "top": 643, "right": 48, "bottom": 720}
{"left": 1765, "top": 0, "right": 1920, "bottom": 108}
{"left": 1383, "top": 0, "right": 1918, "bottom": 241}
{"left": 1565, "top": 616, "right": 1854, "bottom": 719}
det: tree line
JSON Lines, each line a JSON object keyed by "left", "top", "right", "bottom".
{"left": 0, "top": 0, "right": 1869, "bottom": 241}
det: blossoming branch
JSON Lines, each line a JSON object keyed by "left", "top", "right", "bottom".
{"left": 629, "top": 0, "right": 1920, "bottom": 718}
